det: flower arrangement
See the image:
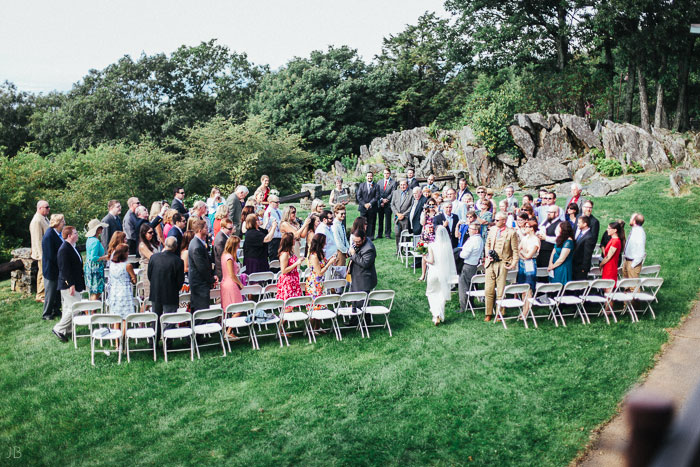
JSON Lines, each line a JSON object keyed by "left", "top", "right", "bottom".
{"left": 415, "top": 241, "right": 428, "bottom": 255}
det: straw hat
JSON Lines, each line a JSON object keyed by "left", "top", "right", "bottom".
{"left": 85, "top": 219, "right": 108, "bottom": 237}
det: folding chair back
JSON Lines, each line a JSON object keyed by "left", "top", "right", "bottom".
{"left": 588, "top": 266, "right": 601, "bottom": 278}
{"left": 506, "top": 270, "right": 518, "bottom": 284}
{"left": 561, "top": 280, "right": 589, "bottom": 294}
{"left": 192, "top": 308, "right": 226, "bottom": 358}
{"left": 633, "top": 278, "right": 664, "bottom": 319}
{"left": 269, "top": 259, "right": 281, "bottom": 269}
{"left": 337, "top": 291, "right": 369, "bottom": 338}
{"left": 364, "top": 290, "right": 396, "bottom": 337}
{"left": 255, "top": 298, "right": 284, "bottom": 312}
{"left": 313, "top": 294, "right": 341, "bottom": 309}
{"left": 494, "top": 284, "right": 530, "bottom": 329}
{"left": 536, "top": 267, "right": 549, "bottom": 278}
{"left": 161, "top": 311, "right": 192, "bottom": 327}
{"left": 240, "top": 284, "right": 263, "bottom": 301}
{"left": 192, "top": 308, "right": 223, "bottom": 322}
{"left": 178, "top": 292, "right": 190, "bottom": 307}
{"left": 159, "top": 312, "right": 194, "bottom": 361}
{"left": 280, "top": 296, "right": 313, "bottom": 344}
{"left": 263, "top": 283, "right": 277, "bottom": 299}
{"left": 248, "top": 271, "right": 276, "bottom": 285}
{"left": 224, "top": 301, "right": 258, "bottom": 350}
{"left": 72, "top": 300, "right": 103, "bottom": 349}
{"left": 607, "top": 278, "right": 642, "bottom": 322}
{"left": 124, "top": 312, "right": 158, "bottom": 362}
{"left": 126, "top": 311, "right": 157, "bottom": 325}
{"left": 210, "top": 288, "right": 221, "bottom": 303}
{"left": 324, "top": 279, "right": 347, "bottom": 294}
{"left": 640, "top": 265, "right": 661, "bottom": 277}
{"left": 617, "top": 278, "right": 642, "bottom": 291}
{"left": 253, "top": 299, "right": 284, "bottom": 347}
{"left": 582, "top": 279, "right": 616, "bottom": 324}
{"left": 135, "top": 281, "right": 146, "bottom": 300}
{"left": 284, "top": 295, "right": 313, "bottom": 310}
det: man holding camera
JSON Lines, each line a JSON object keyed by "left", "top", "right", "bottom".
{"left": 483, "top": 212, "right": 519, "bottom": 322}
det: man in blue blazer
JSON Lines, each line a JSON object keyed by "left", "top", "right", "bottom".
{"left": 408, "top": 188, "right": 427, "bottom": 235}
{"left": 166, "top": 213, "right": 186, "bottom": 252}
{"left": 52, "top": 226, "right": 86, "bottom": 342}
{"left": 41, "top": 214, "right": 65, "bottom": 320}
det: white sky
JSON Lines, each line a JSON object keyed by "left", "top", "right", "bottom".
{"left": 0, "top": 0, "right": 449, "bottom": 94}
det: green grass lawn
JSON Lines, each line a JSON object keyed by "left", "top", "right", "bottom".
{"left": 1, "top": 173, "right": 699, "bottom": 466}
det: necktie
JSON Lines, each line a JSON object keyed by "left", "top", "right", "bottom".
{"left": 384, "top": 180, "right": 387, "bottom": 191}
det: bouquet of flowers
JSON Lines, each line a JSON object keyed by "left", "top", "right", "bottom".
{"left": 415, "top": 241, "right": 428, "bottom": 255}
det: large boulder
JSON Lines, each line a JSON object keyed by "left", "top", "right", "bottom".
{"left": 368, "top": 127, "right": 431, "bottom": 159}
{"left": 536, "top": 124, "right": 577, "bottom": 160}
{"left": 514, "top": 113, "right": 550, "bottom": 137}
{"left": 574, "top": 163, "right": 597, "bottom": 185}
{"left": 508, "top": 125, "right": 535, "bottom": 158}
{"left": 559, "top": 114, "right": 601, "bottom": 150}
{"left": 600, "top": 121, "right": 671, "bottom": 171}
{"left": 652, "top": 127, "right": 687, "bottom": 165}
{"left": 457, "top": 126, "right": 478, "bottom": 148}
{"left": 496, "top": 152, "right": 521, "bottom": 168}
{"left": 417, "top": 150, "right": 449, "bottom": 177}
{"left": 670, "top": 168, "right": 700, "bottom": 196}
{"left": 583, "top": 176, "right": 634, "bottom": 198}
{"left": 517, "top": 156, "right": 572, "bottom": 187}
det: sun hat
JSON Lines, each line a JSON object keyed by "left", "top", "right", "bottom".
{"left": 85, "top": 219, "right": 108, "bottom": 237}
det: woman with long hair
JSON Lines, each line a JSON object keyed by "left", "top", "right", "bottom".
{"left": 253, "top": 174, "right": 271, "bottom": 207}
{"left": 107, "top": 244, "right": 137, "bottom": 337}
{"left": 276, "top": 233, "right": 304, "bottom": 312}
{"left": 243, "top": 213, "right": 276, "bottom": 274}
{"left": 138, "top": 223, "right": 159, "bottom": 300}
{"left": 180, "top": 230, "right": 195, "bottom": 292}
{"left": 424, "top": 226, "right": 457, "bottom": 325}
{"left": 280, "top": 206, "right": 312, "bottom": 257}
{"left": 240, "top": 205, "right": 254, "bottom": 234}
{"left": 548, "top": 221, "right": 575, "bottom": 285}
{"left": 418, "top": 199, "right": 438, "bottom": 281}
{"left": 161, "top": 208, "right": 177, "bottom": 239}
{"left": 566, "top": 203, "right": 579, "bottom": 230}
{"left": 600, "top": 221, "right": 625, "bottom": 288}
{"left": 306, "top": 233, "right": 337, "bottom": 315}
{"left": 221, "top": 235, "right": 244, "bottom": 339}
{"left": 304, "top": 215, "right": 321, "bottom": 257}
{"left": 517, "top": 219, "right": 541, "bottom": 316}
{"left": 107, "top": 231, "right": 127, "bottom": 260}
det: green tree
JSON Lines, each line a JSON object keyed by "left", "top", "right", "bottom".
{"left": 0, "top": 81, "right": 34, "bottom": 156}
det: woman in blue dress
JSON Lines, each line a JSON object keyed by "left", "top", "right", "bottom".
{"left": 84, "top": 219, "right": 108, "bottom": 301}
{"left": 548, "top": 221, "right": 575, "bottom": 285}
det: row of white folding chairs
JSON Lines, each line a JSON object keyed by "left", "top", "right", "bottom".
{"left": 588, "top": 264, "right": 661, "bottom": 280}
{"left": 489, "top": 277, "right": 664, "bottom": 330}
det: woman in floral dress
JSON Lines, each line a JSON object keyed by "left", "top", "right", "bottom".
{"left": 276, "top": 233, "right": 304, "bottom": 310}
{"left": 305, "top": 234, "right": 337, "bottom": 316}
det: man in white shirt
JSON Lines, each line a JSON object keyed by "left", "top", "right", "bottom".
{"left": 315, "top": 209, "right": 337, "bottom": 260}
{"left": 262, "top": 195, "right": 283, "bottom": 261}
{"left": 457, "top": 223, "right": 484, "bottom": 314}
{"left": 444, "top": 188, "right": 467, "bottom": 222}
{"left": 504, "top": 185, "right": 519, "bottom": 213}
{"left": 331, "top": 205, "right": 349, "bottom": 266}
{"left": 623, "top": 213, "right": 646, "bottom": 278}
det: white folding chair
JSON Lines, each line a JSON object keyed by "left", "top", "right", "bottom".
{"left": 336, "top": 291, "right": 369, "bottom": 338}
{"left": 640, "top": 265, "right": 661, "bottom": 278}
{"left": 224, "top": 301, "right": 258, "bottom": 350}
{"left": 632, "top": 277, "right": 664, "bottom": 319}
{"left": 124, "top": 312, "right": 158, "bottom": 362}
{"left": 606, "top": 278, "right": 642, "bottom": 322}
{"left": 269, "top": 259, "right": 281, "bottom": 269}
{"left": 281, "top": 296, "right": 313, "bottom": 345}
{"left": 506, "top": 270, "right": 518, "bottom": 285}
{"left": 324, "top": 279, "right": 347, "bottom": 295}
{"left": 397, "top": 229, "right": 412, "bottom": 262}
{"left": 263, "top": 284, "right": 278, "bottom": 299}
{"left": 71, "top": 300, "right": 102, "bottom": 349}
{"left": 309, "top": 294, "right": 342, "bottom": 341}
{"left": 582, "top": 279, "right": 616, "bottom": 324}
{"left": 466, "top": 274, "right": 487, "bottom": 317}
{"left": 527, "top": 282, "right": 562, "bottom": 328}
{"left": 135, "top": 281, "right": 146, "bottom": 300}
{"left": 240, "top": 284, "right": 263, "bottom": 302}
{"left": 178, "top": 292, "right": 190, "bottom": 311}
{"left": 553, "top": 281, "right": 590, "bottom": 325}
{"left": 364, "top": 290, "right": 395, "bottom": 337}
{"left": 587, "top": 266, "right": 602, "bottom": 279}
{"left": 536, "top": 267, "right": 549, "bottom": 280}
{"left": 89, "top": 314, "right": 123, "bottom": 366}
{"left": 253, "top": 299, "right": 284, "bottom": 347}
{"left": 209, "top": 288, "right": 221, "bottom": 305}
{"left": 160, "top": 312, "right": 194, "bottom": 362}
{"left": 248, "top": 271, "right": 276, "bottom": 286}
{"left": 494, "top": 284, "right": 530, "bottom": 329}
{"left": 192, "top": 308, "right": 226, "bottom": 358}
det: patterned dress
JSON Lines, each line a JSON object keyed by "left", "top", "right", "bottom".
{"left": 276, "top": 254, "right": 303, "bottom": 311}
{"left": 107, "top": 261, "right": 133, "bottom": 319}
{"left": 84, "top": 236, "right": 105, "bottom": 295}
{"left": 421, "top": 216, "right": 436, "bottom": 243}
{"left": 305, "top": 255, "right": 327, "bottom": 311}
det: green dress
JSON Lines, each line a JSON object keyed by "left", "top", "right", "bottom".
{"left": 550, "top": 239, "right": 574, "bottom": 285}
{"left": 84, "top": 236, "right": 105, "bottom": 294}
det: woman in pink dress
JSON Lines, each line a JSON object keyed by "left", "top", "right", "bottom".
{"left": 221, "top": 236, "right": 244, "bottom": 339}
{"left": 600, "top": 221, "right": 625, "bottom": 289}
{"left": 276, "top": 233, "right": 304, "bottom": 311}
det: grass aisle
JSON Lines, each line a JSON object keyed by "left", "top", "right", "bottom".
{"left": 1, "top": 174, "right": 699, "bottom": 466}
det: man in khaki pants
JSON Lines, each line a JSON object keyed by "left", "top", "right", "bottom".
{"left": 483, "top": 212, "right": 519, "bottom": 322}
{"left": 30, "top": 200, "right": 50, "bottom": 302}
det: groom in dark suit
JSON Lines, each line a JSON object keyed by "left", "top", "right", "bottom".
{"left": 376, "top": 168, "right": 395, "bottom": 239}
{"left": 188, "top": 219, "right": 216, "bottom": 312}
{"left": 355, "top": 171, "right": 379, "bottom": 240}
{"left": 572, "top": 216, "right": 596, "bottom": 280}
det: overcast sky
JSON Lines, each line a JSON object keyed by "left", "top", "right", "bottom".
{"left": 1, "top": 0, "right": 449, "bottom": 94}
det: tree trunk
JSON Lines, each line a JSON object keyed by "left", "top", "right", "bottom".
{"left": 555, "top": 5, "right": 569, "bottom": 72}
{"left": 604, "top": 39, "right": 615, "bottom": 120}
{"left": 672, "top": 39, "right": 694, "bottom": 132}
{"left": 637, "top": 66, "right": 651, "bottom": 133}
{"left": 623, "top": 63, "right": 636, "bottom": 123}
{"left": 654, "top": 55, "right": 667, "bottom": 129}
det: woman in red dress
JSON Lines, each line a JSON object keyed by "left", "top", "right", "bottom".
{"left": 600, "top": 221, "right": 625, "bottom": 289}
{"left": 276, "top": 233, "right": 304, "bottom": 311}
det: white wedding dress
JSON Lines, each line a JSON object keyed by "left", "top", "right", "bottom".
{"left": 425, "top": 226, "right": 457, "bottom": 323}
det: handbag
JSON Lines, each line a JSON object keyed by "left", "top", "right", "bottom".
{"left": 345, "top": 260, "right": 353, "bottom": 283}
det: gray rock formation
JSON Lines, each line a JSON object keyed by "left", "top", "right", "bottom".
{"left": 600, "top": 121, "right": 671, "bottom": 171}
{"left": 508, "top": 125, "right": 534, "bottom": 159}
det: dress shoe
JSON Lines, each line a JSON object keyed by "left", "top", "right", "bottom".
{"left": 52, "top": 329, "right": 68, "bottom": 343}
{"left": 484, "top": 315, "right": 493, "bottom": 322}
{"left": 42, "top": 316, "right": 52, "bottom": 321}
{"left": 376, "top": 235, "right": 383, "bottom": 239}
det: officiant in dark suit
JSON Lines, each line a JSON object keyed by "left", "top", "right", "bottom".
{"left": 376, "top": 168, "right": 395, "bottom": 240}
{"left": 355, "top": 171, "right": 379, "bottom": 240}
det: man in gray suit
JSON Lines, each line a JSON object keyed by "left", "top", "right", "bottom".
{"left": 390, "top": 179, "right": 412, "bottom": 252}
{"left": 213, "top": 218, "right": 232, "bottom": 280}
{"left": 100, "top": 199, "right": 123, "bottom": 250}
{"left": 348, "top": 228, "right": 377, "bottom": 315}
{"left": 123, "top": 197, "right": 140, "bottom": 255}
{"left": 188, "top": 219, "right": 217, "bottom": 312}
{"left": 226, "top": 185, "right": 248, "bottom": 237}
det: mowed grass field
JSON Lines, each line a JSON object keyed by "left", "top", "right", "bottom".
{"left": 1, "top": 173, "right": 699, "bottom": 466}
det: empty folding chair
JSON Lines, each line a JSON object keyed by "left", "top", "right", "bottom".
{"left": 397, "top": 229, "right": 412, "bottom": 262}
{"left": 553, "top": 280, "right": 589, "bottom": 325}
{"left": 640, "top": 265, "right": 661, "bottom": 278}
{"left": 466, "top": 274, "right": 486, "bottom": 317}
{"left": 309, "top": 294, "right": 342, "bottom": 341}
{"left": 135, "top": 281, "right": 146, "bottom": 300}
{"left": 280, "top": 296, "right": 313, "bottom": 345}
{"left": 536, "top": 267, "right": 549, "bottom": 280}
{"left": 269, "top": 259, "right": 281, "bottom": 270}
{"left": 71, "top": 300, "right": 102, "bottom": 349}
{"left": 364, "top": 290, "right": 396, "bottom": 337}
{"left": 192, "top": 308, "right": 226, "bottom": 358}
{"left": 527, "top": 282, "right": 562, "bottom": 328}
{"left": 160, "top": 312, "right": 194, "bottom": 362}
{"left": 582, "top": 279, "right": 617, "bottom": 324}
{"left": 248, "top": 271, "right": 276, "bottom": 286}
{"left": 336, "top": 291, "right": 369, "bottom": 338}
{"left": 324, "top": 278, "right": 347, "bottom": 295}
{"left": 606, "top": 278, "right": 642, "bottom": 322}
{"left": 253, "top": 299, "right": 284, "bottom": 347}
{"left": 506, "top": 270, "right": 518, "bottom": 285}
{"left": 632, "top": 277, "right": 664, "bottom": 319}
{"left": 240, "top": 284, "right": 263, "bottom": 302}
{"left": 124, "top": 312, "right": 158, "bottom": 362}
{"left": 263, "top": 284, "right": 278, "bottom": 300}
{"left": 210, "top": 288, "right": 221, "bottom": 305}
{"left": 224, "top": 301, "right": 258, "bottom": 350}
{"left": 494, "top": 284, "right": 530, "bottom": 329}
{"left": 90, "top": 314, "right": 123, "bottom": 366}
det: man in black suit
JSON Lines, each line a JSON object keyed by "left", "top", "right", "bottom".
{"left": 188, "top": 219, "right": 216, "bottom": 312}
{"left": 408, "top": 187, "right": 426, "bottom": 235}
{"left": 579, "top": 200, "right": 600, "bottom": 244}
{"left": 405, "top": 168, "right": 420, "bottom": 190}
{"left": 100, "top": 199, "right": 122, "bottom": 250}
{"left": 41, "top": 214, "right": 65, "bottom": 320}
{"left": 148, "top": 237, "right": 185, "bottom": 340}
{"left": 355, "top": 171, "right": 379, "bottom": 239}
{"left": 536, "top": 206, "right": 563, "bottom": 271}
{"left": 166, "top": 213, "right": 186, "bottom": 252}
{"left": 572, "top": 215, "right": 596, "bottom": 281}
{"left": 390, "top": 179, "right": 413, "bottom": 252}
{"left": 172, "top": 187, "right": 187, "bottom": 218}
{"left": 376, "top": 168, "right": 395, "bottom": 239}
{"left": 432, "top": 202, "right": 460, "bottom": 249}
{"left": 213, "top": 218, "right": 232, "bottom": 280}
{"left": 348, "top": 228, "right": 377, "bottom": 315}
{"left": 456, "top": 177, "right": 472, "bottom": 203}
{"left": 52, "top": 226, "right": 86, "bottom": 342}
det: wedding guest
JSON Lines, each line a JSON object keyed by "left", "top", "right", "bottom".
{"left": 161, "top": 208, "right": 177, "bottom": 238}
{"left": 565, "top": 183, "right": 585, "bottom": 212}
{"left": 150, "top": 201, "right": 166, "bottom": 245}
{"left": 423, "top": 174, "right": 438, "bottom": 192}
{"left": 565, "top": 203, "right": 579, "bottom": 230}
{"left": 51, "top": 226, "right": 86, "bottom": 342}
{"left": 458, "top": 223, "right": 484, "bottom": 314}
{"left": 332, "top": 205, "right": 350, "bottom": 266}
{"left": 377, "top": 168, "right": 395, "bottom": 239}
{"left": 253, "top": 175, "right": 271, "bottom": 206}
{"left": 123, "top": 196, "right": 141, "bottom": 255}
{"left": 315, "top": 209, "right": 337, "bottom": 262}
{"left": 213, "top": 218, "right": 233, "bottom": 280}
{"left": 107, "top": 231, "right": 127, "bottom": 260}
{"left": 226, "top": 185, "right": 249, "bottom": 237}
{"left": 276, "top": 233, "right": 304, "bottom": 310}
{"left": 329, "top": 176, "right": 350, "bottom": 211}
{"left": 206, "top": 187, "right": 224, "bottom": 227}
{"left": 188, "top": 219, "right": 216, "bottom": 312}
{"left": 600, "top": 221, "right": 625, "bottom": 288}
{"left": 240, "top": 205, "right": 254, "bottom": 234}
{"left": 424, "top": 226, "right": 457, "bottom": 325}
{"left": 187, "top": 201, "right": 207, "bottom": 231}
{"left": 171, "top": 187, "right": 187, "bottom": 217}
{"left": 138, "top": 224, "right": 159, "bottom": 300}
{"left": 347, "top": 228, "right": 377, "bottom": 312}
{"left": 262, "top": 194, "right": 283, "bottom": 261}
{"left": 476, "top": 198, "right": 493, "bottom": 242}
{"left": 180, "top": 230, "right": 195, "bottom": 292}
{"left": 406, "top": 168, "right": 420, "bottom": 190}
{"left": 304, "top": 215, "right": 321, "bottom": 257}
{"left": 349, "top": 216, "right": 368, "bottom": 246}
{"left": 100, "top": 199, "right": 123, "bottom": 249}
{"left": 107, "top": 244, "right": 137, "bottom": 335}
{"left": 580, "top": 200, "right": 600, "bottom": 244}
{"left": 221, "top": 235, "right": 244, "bottom": 318}
{"left": 456, "top": 178, "right": 472, "bottom": 203}
{"left": 30, "top": 200, "right": 50, "bottom": 302}
{"left": 548, "top": 221, "right": 575, "bottom": 285}
{"left": 148, "top": 237, "right": 185, "bottom": 340}
{"left": 356, "top": 171, "right": 379, "bottom": 240}
{"left": 391, "top": 179, "right": 413, "bottom": 251}
{"left": 504, "top": 185, "right": 519, "bottom": 213}
{"left": 483, "top": 212, "right": 519, "bottom": 322}
{"left": 572, "top": 215, "right": 596, "bottom": 281}
{"left": 166, "top": 213, "right": 186, "bottom": 252}
{"left": 243, "top": 213, "right": 276, "bottom": 274}
{"left": 309, "top": 199, "right": 326, "bottom": 219}
{"left": 84, "top": 219, "right": 108, "bottom": 301}
{"left": 498, "top": 199, "right": 515, "bottom": 228}
{"left": 212, "top": 204, "right": 230, "bottom": 238}
{"left": 517, "top": 219, "right": 540, "bottom": 313}
{"left": 280, "top": 206, "right": 312, "bottom": 257}
{"left": 422, "top": 186, "right": 432, "bottom": 201}
{"left": 41, "top": 213, "right": 65, "bottom": 320}
{"left": 623, "top": 213, "right": 646, "bottom": 279}
{"left": 536, "top": 206, "right": 562, "bottom": 270}
{"left": 306, "top": 234, "right": 337, "bottom": 319}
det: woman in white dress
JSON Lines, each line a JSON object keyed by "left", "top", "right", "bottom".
{"left": 424, "top": 226, "right": 457, "bottom": 325}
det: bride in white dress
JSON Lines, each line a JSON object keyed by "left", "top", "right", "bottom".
{"left": 424, "top": 226, "right": 457, "bottom": 325}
